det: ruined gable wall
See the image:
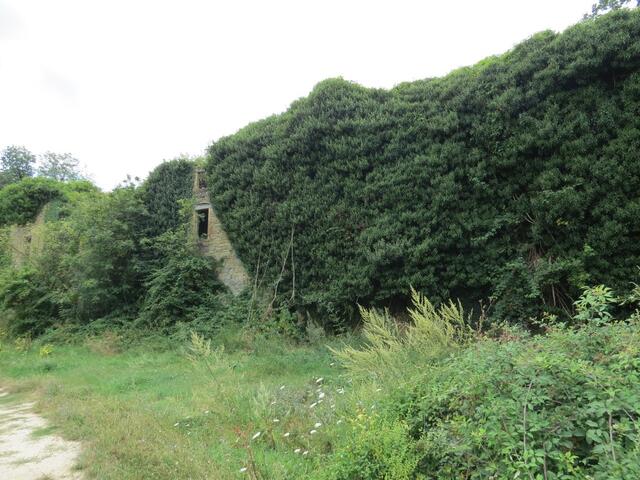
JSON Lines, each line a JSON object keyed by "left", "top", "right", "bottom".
{"left": 194, "top": 169, "right": 250, "bottom": 295}
{"left": 8, "top": 208, "right": 47, "bottom": 268}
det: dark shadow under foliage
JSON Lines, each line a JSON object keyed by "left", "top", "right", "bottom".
{"left": 206, "top": 10, "right": 640, "bottom": 327}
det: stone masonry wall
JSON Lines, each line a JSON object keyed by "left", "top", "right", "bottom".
{"left": 194, "top": 169, "right": 250, "bottom": 295}
{"left": 8, "top": 208, "right": 47, "bottom": 268}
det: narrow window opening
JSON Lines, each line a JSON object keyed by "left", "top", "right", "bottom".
{"left": 197, "top": 208, "right": 209, "bottom": 238}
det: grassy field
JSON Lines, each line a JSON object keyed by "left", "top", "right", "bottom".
{"left": 0, "top": 331, "right": 363, "bottom": 479}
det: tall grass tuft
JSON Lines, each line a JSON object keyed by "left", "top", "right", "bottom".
{"left": 333, "top": 288, "right": 470, "bottom": 378}
{"left": 186, "top": 331, "right": 227, "bottom": 377}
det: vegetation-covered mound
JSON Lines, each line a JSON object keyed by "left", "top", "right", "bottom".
{"left": 206, "top": 10, "right": 640, "bottom": 326}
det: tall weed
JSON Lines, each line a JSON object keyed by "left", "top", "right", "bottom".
{"left": 333, "top": 288, "right": 469, "bottom": 378}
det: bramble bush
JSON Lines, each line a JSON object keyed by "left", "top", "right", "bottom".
{"left": 323, "top": 287, "right": 640, "bottom": 479}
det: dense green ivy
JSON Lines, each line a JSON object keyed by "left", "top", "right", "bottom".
{"left": 0, "top": 178, "right": 65, "bottom": 226}
{"left": 206, "top": 10, "right": 640, "bottom": 326}
{"left": 140, "top": 158, "right": 195, "bottom": 237}
{"left": 0, "top": 177, "right": 97, "bottom": 227}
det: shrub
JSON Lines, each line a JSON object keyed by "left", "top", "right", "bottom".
{"left": 333, "top": 288, "right": 469, "bottom": 378}
{"left": 321, "top": 414, "right": 419, "bottom": 480}
{"left": 138, "top": 229, "right": 225, "bottom": 329}
{"left": 0, "top": 267, "right": 58, "bottom": 336}
{"left": 573, "top": 284, "right": 617, "bottom": 325}
{"left": 326, "top": 314, "right": 640, "bottom": 479}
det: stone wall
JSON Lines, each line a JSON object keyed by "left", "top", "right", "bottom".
{"left": 8, "top": 208, "right": 47, "bottom": 268}
{"left": 194, "top": 169, "right": 250, "bottom": 295}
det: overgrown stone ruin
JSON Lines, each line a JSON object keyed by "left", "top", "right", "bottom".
{"left": 193, "top": 168, "right": 249, "bottom": 295}
{"left": 6, "top": 169, "right": 250, "bottom": 296}
{"left": 7, "top": 208, "right": 46, "bottom": 268}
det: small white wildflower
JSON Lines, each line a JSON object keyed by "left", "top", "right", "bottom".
{"left": 316, "top": 377, "right": 324, "bottom": 384}
{"left": 330, "top": 362, "right": 335, "bottom": 366}
{"left": 252, "top": 432, "right": 261, "bottom": 440}
{"left": 280, "top": 385, "right": 285, "bottom": 390}
{"left": 303, "top": 450, "right": 309, "bottom": 456}
{"left": 239, "top": 467, "right": 248, "bottom": 473}
{"left": 294, "top": 448, "right": 301, "bottom": 454}
{"left": 270, "top": 401, "right": 276, "bottom": 406}
{"left": 318, "top": 392, "right": 325, "bottom": 399}
{"left": 337, "top": 388, "right": 345, "bottom": 394}
{"left": 376, "top": 388, "right": 382, "bottom": 392}
{"left": 204, "top": 410, "right": 210, "bottom": 414}
{"left": 336, "top": 419, "right": 343, "bottom": 425}
{"left": 283, "top": 432, "right": 290, "bottom": 437}
{"left": 173, "top": 422, "right": 179, "bottom": 427}
{"left": 310, "top": 429, "right": 317, "bottom": 435}
{"left": 273, "top": 418, "right": 280, "bottom": 423}
{"left": 310, "top": 402, "right": 317, "bottom": 408}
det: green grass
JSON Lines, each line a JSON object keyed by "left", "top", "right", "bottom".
{"left": 0, "top": 332, "right": 355, "bottom": 479}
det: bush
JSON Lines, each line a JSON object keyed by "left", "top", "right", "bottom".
{"left": 0, "top": 267, "right": 58, "bottom": 336}
{"left": 138, "top": 229, "right": 225, "bottom": 329}
{"left": 326, "top": 307, "right": 640, "bottom": 479}
{"left": 333, "top": 288, "right": 469, "bottom": 379}
{"left": 322, "top": 415, "right": 419, "bottom": 480}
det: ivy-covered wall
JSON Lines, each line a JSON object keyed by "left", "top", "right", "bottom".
{"left": 141, "top": 158, "right": 195, "bottom": 237}
{"left": 206, "top": 10, "right": 640, "bottom": 326}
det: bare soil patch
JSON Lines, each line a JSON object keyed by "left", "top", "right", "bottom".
{"left": 0, "top": 389, "right": 83, "bottom": 480}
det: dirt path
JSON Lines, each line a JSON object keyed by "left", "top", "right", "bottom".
{"left": 0, "top": 389, "right": 83, "bottom": 480}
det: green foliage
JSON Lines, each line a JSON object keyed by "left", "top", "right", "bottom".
{"left": 0, "top": 177, "right": 64, "bottom": 226}
{"left": 0, "top": 183, "right": 150, "bottom": 333}
{"left": 140, "top": 158, "right": 195, "bottom": 237}
{"left": 0, "top": 176, "right": 96, "bottom": 227}
{"left": 328, "top": 314, "right": 640, "bottom": 479}
{"left": 573, "top": 284, "right": 617, "bottom": 325}
{"left": 64, "top": 185, "right": 150, "bottom": 322}
{"left": 323, "top": 414, "right": 419, "bottom": 480}
{"left": 137, "top": 228, "right": 224, "bottom": 329}
{"left": 206, "top": 10, "right": 640, "bottom": 326}
{"left": 333, "top": 288, "right": 468, "bottom": 378}
{"left": 0, "top": 267, "right": 57, "bottom": 335}
{"left": 0, "top": 145, "right": 36, "bottom": 186}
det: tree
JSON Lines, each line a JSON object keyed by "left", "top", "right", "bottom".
{"left": 0, "top": 145, "right": 36, "bottom": 187}
{"left": 37, "top": 151, "right": 84, "bottom": 181}
{"left": 585, "top": 0, "right": 638, "bottom": 19}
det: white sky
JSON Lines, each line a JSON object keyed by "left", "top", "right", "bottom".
{"left": 0, "top": 0, "right": 594, "bottom": 190}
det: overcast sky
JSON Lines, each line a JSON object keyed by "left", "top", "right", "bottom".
{"left": 1, "top": 0, "right": 594, "bottom": 190}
